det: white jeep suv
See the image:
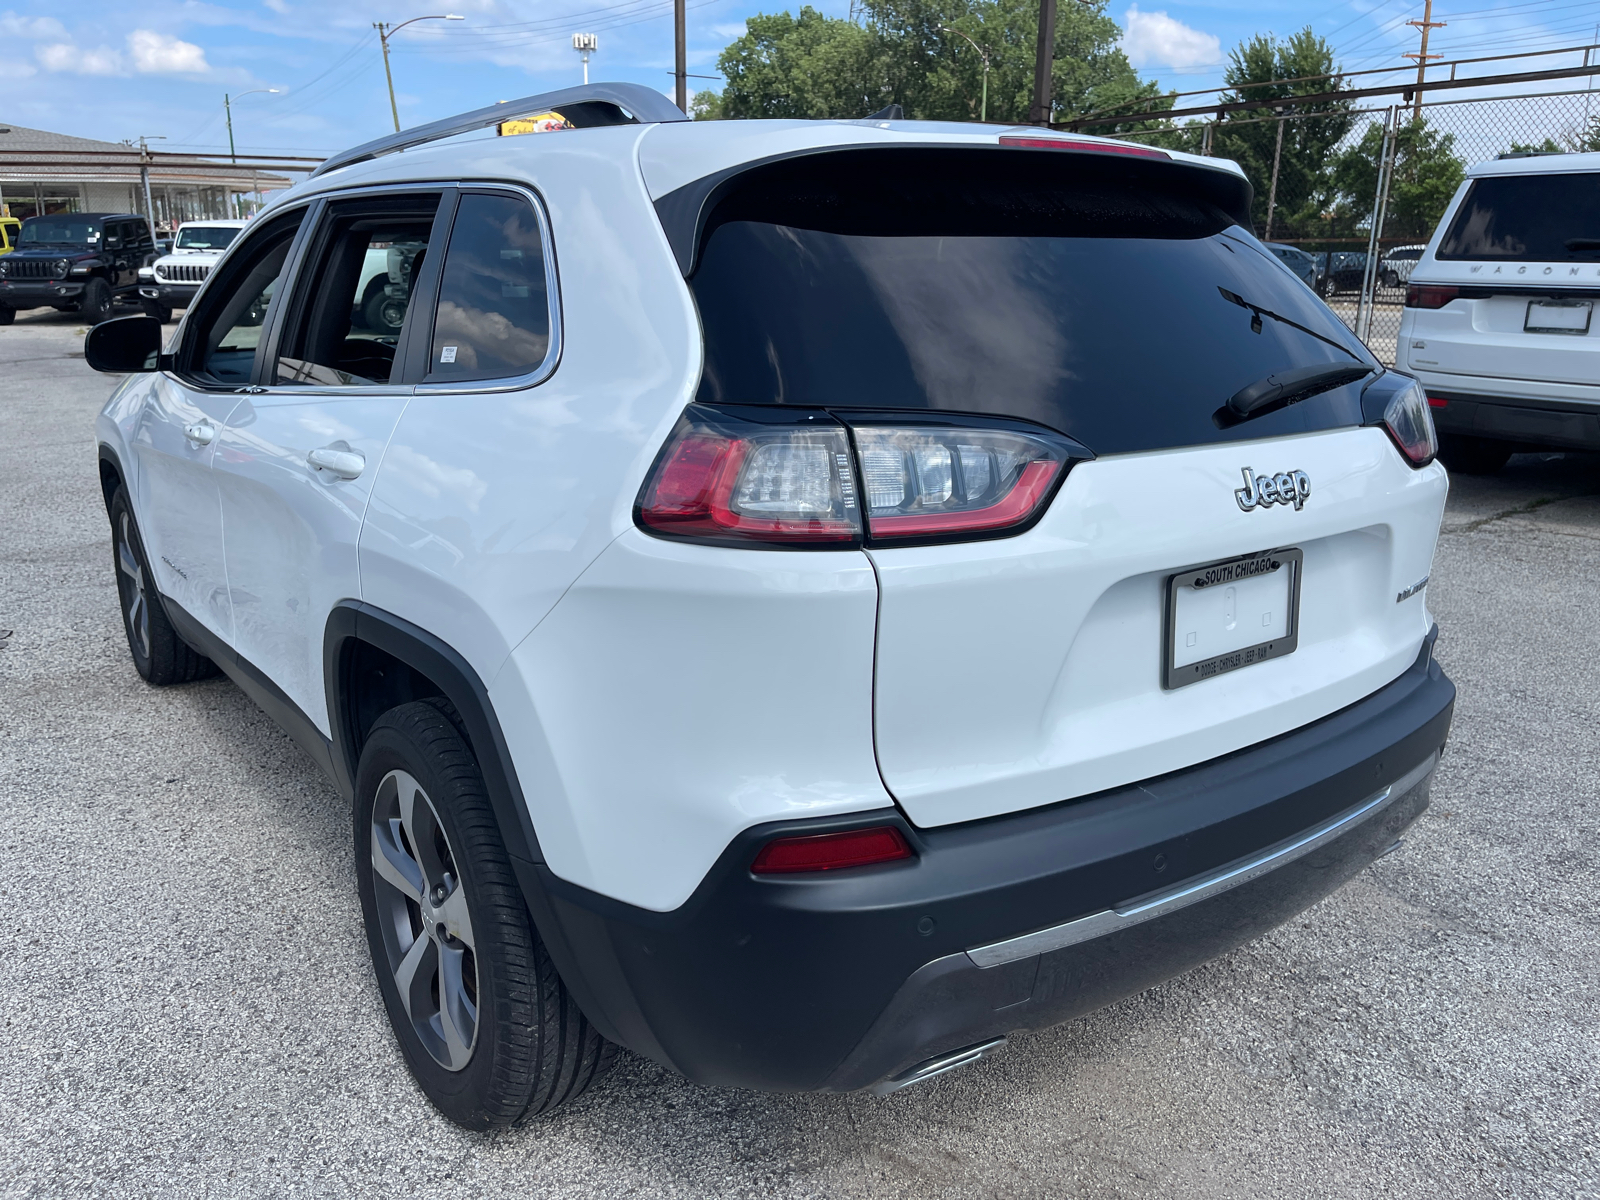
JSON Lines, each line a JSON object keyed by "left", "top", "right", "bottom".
{"left": 138, "top": 218, "right": 248, "bottom": 323}
{"left": 1397, "top": 152, "right": 1600, "bottom": 473}
{"left": 86, "top": 84, "right": 1455, "bottom": 1128}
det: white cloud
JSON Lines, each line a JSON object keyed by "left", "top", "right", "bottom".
{"left": 36, "top": 42, "right": 124, "bottom": 75}
{"left": 0, "top": 12, "right": 67, "bottom": 38}
{"left": 1121, "top": 6, "right": 1221, "bottom": 70}
{"left": 263, "top": 0, "right": 290, "bottom": 11}
{"left": 128, "top": 29, "right": 211, "bottom": 74}
{"left": 713, "top": 22, "right": 748, "bottom": 39}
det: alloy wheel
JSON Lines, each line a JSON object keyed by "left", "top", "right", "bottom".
{"left": 370, "top": 769, "right": 480, "bottom": 1071}
{"left": 116, "top": 512, "right": 150, "bottom": 661}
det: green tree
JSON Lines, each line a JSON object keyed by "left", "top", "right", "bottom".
{"left": 1332, "top": 118, "right": 1465, "bottom": 241}
{"left": 698, "top": 0, "right": 1164, "bottom": 126}
{"left": 1210, "top": 29, "right": 1354, "bottom": 238}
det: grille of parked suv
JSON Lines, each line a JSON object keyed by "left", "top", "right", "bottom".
{"left": 6, "top": 259, "right": 63, "bottom": 279}
{"left": 158, "top": 263, "right": 211, "bottom": 283}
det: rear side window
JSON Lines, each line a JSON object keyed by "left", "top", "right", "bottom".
{"left": 689, "top": 149, "right": 1375, "bottom": 457}
{"left": 1437, "top": 173, "right": 1600, "bottom": 261}
{"left": 427, "top": 192, "right": 553, "bottom": 383}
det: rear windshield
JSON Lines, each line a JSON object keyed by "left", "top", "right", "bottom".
{"left": 689, "top": 150, "right": 1374, "bottom": 456}
{"left": 1437, "top": 173, "right": 1600, "bottom": 261}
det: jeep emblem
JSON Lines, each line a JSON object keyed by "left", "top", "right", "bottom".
{"left": 1234, "top": 467, "right": 1311, "bottom": 512}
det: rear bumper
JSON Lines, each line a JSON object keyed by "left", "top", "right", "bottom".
{"left": 1428, "top": 389, "right": 1600, "bottom": 450}
{"left": 523, "top": 631, "right": 1455, "bottom": 1093}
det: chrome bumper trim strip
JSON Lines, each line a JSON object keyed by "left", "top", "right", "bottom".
{"left": 965, "top": 752, "right": 1438, "bottom": 969}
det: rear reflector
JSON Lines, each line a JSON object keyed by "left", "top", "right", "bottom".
{"left": 1405, "top": 284, "right": 1459, "bottom": 309}
{"left": 998, "top": 135, "right": 1169, "bottom": 160}
{"left": 751, "top": 826, "right": 914, "bottom": 874}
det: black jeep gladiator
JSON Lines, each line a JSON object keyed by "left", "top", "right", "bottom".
{"left": 0, "top": 213, "right": 158, "bottom": 325}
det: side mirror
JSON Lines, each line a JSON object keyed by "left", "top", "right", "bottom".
{"left": 85, "top": 315, "right": 165, "bottom": 374}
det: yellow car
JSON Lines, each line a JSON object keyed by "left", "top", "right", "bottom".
{"left": 0, "top": 217, "right": 19, "bottom": 257}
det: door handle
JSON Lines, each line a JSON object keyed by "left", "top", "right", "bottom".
{"left": 183, "top": 422, "right": 215, "bottom": 446}
{"left": 307, "top": 444, "right": 365, "bottom": 481}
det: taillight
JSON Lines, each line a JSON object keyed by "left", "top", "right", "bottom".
{"left": 1381, "top": 379, "right": 1439, "bottom": 466}
{"left": 750, "top": 826, "right": 914, "bottom": 874}
{"left": 1427, "top": 396, "right": 1448, "bottom": 408}
{"left": 998, "top": 135, "right": 1169, "bottom": 160}
{"left": 1405, "top": 284, "right": 1459, "bottom": 309}
{"left": 852, "top": 424, "right": 1068, "bottom": 541}
{"left": 637, "top": 407, "right": 861, "bottom": 547}
{"left": 637, "top": 406, "right": 1082, "bottom": 548}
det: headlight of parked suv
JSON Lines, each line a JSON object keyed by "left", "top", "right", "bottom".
{"left": 56, "top": 259, "right": 72, "bottom": 277}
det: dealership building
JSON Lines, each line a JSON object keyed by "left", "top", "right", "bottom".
{"left": 0, "top": 123, "right": 301, "bottom": 231}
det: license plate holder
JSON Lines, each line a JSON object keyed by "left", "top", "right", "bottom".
{"left": 1525, "top": 299, "right": 1593, "bottom": 335}
{"left": 1163, "top": 548, "right": 1303, "bottom": 690}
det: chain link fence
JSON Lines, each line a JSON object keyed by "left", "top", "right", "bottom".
{"left": 1112, "top": 81, "right": 1600, "bottom": 365}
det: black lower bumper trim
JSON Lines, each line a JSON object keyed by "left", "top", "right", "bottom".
{"left": 527, "top": 633, "right": 1455, "bottom": 1093}
{"left": 1429, "top": 389, "right": 1600, "bottom": 451}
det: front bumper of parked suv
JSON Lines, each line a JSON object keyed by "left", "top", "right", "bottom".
{"left": 140, "top": 282, "right": 200, "bottom": 306}
{"left": 526, "top": 630, "right": 1454, "bottom": 1094}
{"left": 0, "top": 279, "right": 85, "bottom": 305}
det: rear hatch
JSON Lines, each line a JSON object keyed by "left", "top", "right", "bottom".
{"left": 1407, "top": 170, "right": 1600, "bottom": 387}
{"left": 681, "top": 141, "right": 1444, "bottom": 827}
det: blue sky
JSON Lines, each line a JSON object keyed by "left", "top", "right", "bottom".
{"left": 0, "top": 0, "right": 1596, "bottom": 157}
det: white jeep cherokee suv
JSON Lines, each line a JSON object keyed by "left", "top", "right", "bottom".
{"left": 138, "top": 218, "right": 248, "bottom": 323}
{"left": 1397, "top": 151, "right": 1600, "bottom": 473}
{"left": 86, "top": 84, "right": 1455, "bottom": 1128}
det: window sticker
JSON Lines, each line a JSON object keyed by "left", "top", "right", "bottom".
{"left": 440, "top": 346, "right": 458, "bottom": 363}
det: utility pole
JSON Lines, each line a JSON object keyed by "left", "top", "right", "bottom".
{"left": 225, "top": 89, "right": 279, "bottom": 165}
{"left": 1403, "top": 0, "right": 1445, "bottom": 122}
{"left": 1264, "top": 111, "right": 1286, "bottom": 240}
{"left": 1030, "top": 0, "right": 1058, "bottom": 125}
{"left": 375, "top": 14, "right": 464, "bottom": 133}
{"left": 572, "top": 33, "right": 598, "bottom": 85}
{"left": 674, "top": 0, "right": 687, "bottom": 113}
{"left": 136, "top": 136, "right": 163, "bottom": 231}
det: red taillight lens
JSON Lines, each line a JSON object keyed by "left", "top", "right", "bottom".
{"left": 750, "top": 826, "right": 914, "bottom": 874}
{"left": 998, "top": 135, "right": 1169, "bottom": 160}
{"left": 1427, "top": 396, "right": 1448, "bottom": 408}
{"left": 853, "top": 425, "right": 1070, "bottom": 541}
{"left": 1405, "top": 284, "right": 1459, "bottom": 309}
{"left": 637, "top": 410, "right": 862, "bottom": 547}
{"left": 1382, "top": 380, "right": 1439, "bottom": 466}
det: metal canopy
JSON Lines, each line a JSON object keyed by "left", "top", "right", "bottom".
{"left": 312, "top": 82, "right": 688, "bottom": 179}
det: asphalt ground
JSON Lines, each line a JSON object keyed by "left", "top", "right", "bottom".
{"left": 2, "top": 309, "right": 1596, "bottom": 1199}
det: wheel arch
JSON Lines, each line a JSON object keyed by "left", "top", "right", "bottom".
{"left": 324, "top": 602, "right": 542, "bottom": 864}
{"left": 97, "top": 443, "right": 128, "bottom": 516}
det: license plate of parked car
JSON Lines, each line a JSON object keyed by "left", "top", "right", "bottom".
{"left": 1524, "top": 299, "right": 1592, "bottom": 335}
{"left": 1165, "top": 548, "right": 1303, "bottom": 689}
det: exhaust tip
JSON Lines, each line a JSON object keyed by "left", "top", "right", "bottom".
{"left": 867, "top": 1037, "right": 1008, "bottom": 1096}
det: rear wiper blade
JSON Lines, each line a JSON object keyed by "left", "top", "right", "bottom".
{"left": 1218, "top": 287, "right": 1363, "bottom": 360}
{"left": 1216, "top": 362, "right": 1375, "bottom": 428}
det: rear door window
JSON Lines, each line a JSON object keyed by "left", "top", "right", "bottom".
{"left": 688, "top": 149, "right": 1376, "bottom": 457}
{"left": 1437, "top": 173, "right": 1600, "bottom": 261}
{"left": 425, "top": 191, "right": 555, "bottom": 383}
{"left": 270, "top": 191, "right": 443, "bottom": 388}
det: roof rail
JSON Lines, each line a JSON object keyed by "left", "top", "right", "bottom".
{"left": 311, "top": 82, "right": 688, "bottom": 179}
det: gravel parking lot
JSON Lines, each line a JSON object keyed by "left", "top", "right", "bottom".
{"left": 2, "top": 310, "right": 1596, "bottom": 1199}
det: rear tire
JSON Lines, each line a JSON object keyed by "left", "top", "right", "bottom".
{"left": 1438, "top": 435, "right": 1514, "bottom": 475}
{"left": 79, "top": 278, "right": 112, "bottom": 324}
{"left": 108, "top": 486, "right": 220, "bottom": 684}
{"left": 355, "top": 698, "right": 616, "bottom": 1129}
{"left": 141, "top": 299, "right": 173, "bottom": 323}
{"left": 0, "top": 305, "right": 13, "bottom": 326}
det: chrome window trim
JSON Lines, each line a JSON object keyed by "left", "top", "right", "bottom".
{"left": 411, "top": 181, "right": 564, "bottom": 397}
{"left": 965, "top": 752, "right": 1440, "bottom": 969}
